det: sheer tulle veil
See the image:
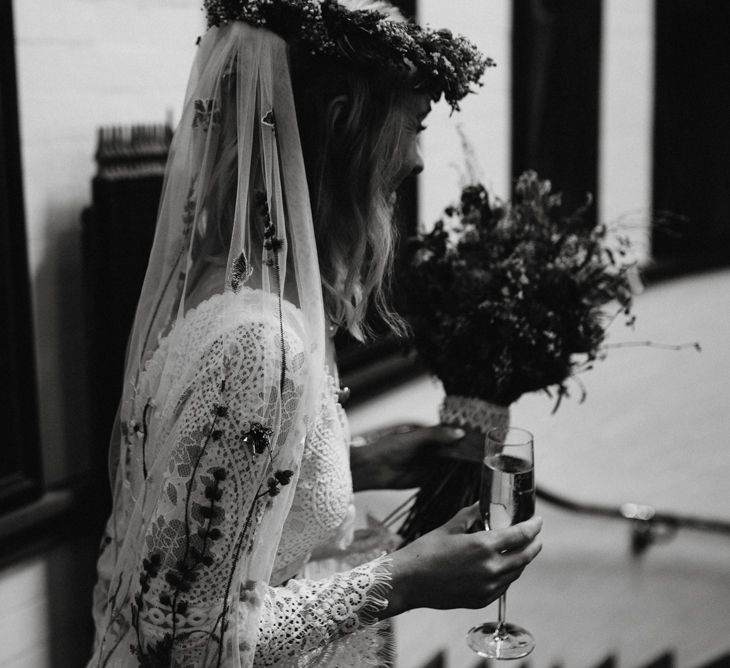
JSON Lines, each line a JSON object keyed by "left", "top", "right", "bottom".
{"left": 93, "top": 23, "right": 325, "bottom": 667}
{"left": 121, "top": 23, "right": 325, "bottom": 407}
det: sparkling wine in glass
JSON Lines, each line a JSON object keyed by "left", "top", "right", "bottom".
{"left": 466, "top": 426, "right": 536, "bottom": 660}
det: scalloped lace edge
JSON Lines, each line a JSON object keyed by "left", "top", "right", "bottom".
{"left": 439, "top": 394, "right": 510, "bottom": 432}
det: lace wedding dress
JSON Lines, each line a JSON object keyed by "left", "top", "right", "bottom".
{"left": 89, "top": 290, "right": 392, "bottom": 667}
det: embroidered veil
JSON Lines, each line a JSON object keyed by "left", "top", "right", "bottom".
{"left": 90, "top": 23, "right": 328, "bottom": 667}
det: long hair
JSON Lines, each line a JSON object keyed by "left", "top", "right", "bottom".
{"left": 290, "top": 54, "right": 414, "bottom": 340}
{"left": 196, "top": 1, "right": 416, "bottom": 339}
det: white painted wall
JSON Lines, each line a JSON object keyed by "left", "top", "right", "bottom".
{"left": 0, "top": 535, "right": 98, "bottom": 668}
{"left": 418, "top": 0, "right": 512, "bottom": 228}
{"left": 599, "top": 0, "right": 654, "bottom": 261}
{"left": 14, "top": 0, "right": 204, "bottom": 485}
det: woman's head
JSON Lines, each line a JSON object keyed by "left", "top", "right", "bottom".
{"left": 290, "top": 11, "right": 432, "bottom": 339}
{"left": 196, "top": 0, "right": 487, "bottom": 337}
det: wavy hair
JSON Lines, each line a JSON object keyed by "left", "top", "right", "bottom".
{"left": 290, "top": 41, "right": 416, "bottom": 339}
{"left": 198, "top": 0, "right": 418, "bottom": 339}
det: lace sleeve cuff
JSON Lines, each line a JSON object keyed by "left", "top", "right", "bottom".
{"left": 252, "top": 554, "right": 392, "bottom": 666}
{"left": 317, "top": 553, "right": 392, "bottom": 631}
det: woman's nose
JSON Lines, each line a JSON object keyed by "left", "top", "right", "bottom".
{"left": 410, "top": 146, "right": 424, "bottom": 176}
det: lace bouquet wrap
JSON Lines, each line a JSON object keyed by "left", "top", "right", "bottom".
{"left": 398, "top": 172, "right": 637, "bottom": 542}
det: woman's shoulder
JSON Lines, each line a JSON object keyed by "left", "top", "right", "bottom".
{"left": 179, "top": 288, "right": 308, "bottom": 350}
{"left": 141, "top": 288, "right": 311, "bottom": 391}
{"left": 175, "top": 289, "right": 316, "bottom": 390}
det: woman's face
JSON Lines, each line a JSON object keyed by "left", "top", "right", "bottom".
{"left": 391, "top": 92, "right": 432, "bottom": 192}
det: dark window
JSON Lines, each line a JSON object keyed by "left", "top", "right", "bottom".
{"left": 652, "top": 0, "right": 730, "bottom": 273}
{"left": 511, "top": 0, "right": 603, "bottom": 219}
{"left": 0, "top": 1, "right": 43, "bottom": 513}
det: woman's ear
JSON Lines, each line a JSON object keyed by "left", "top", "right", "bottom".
{"left": 326, "top": 94, "right": 351, "bottom": 135}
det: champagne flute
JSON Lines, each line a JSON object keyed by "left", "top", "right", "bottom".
{"left": 466, "top": 426, "right": 536, "bottom": 660}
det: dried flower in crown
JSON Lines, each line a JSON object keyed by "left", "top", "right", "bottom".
{"left": 202, "top": 0, "right": 493, "bottom": 110}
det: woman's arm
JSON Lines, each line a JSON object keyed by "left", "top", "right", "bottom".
{"left": 252, "top": 506, "right": 542, "bottom": 664}
{"left": 132, "top": 318, "right": 542, "bottom": 666}
{"left": 132, "top": 318, "right": 396, "bottom": 666}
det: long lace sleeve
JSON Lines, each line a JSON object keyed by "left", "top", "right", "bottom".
{"left": 251, "top": 556, "right": 392, "bottom": 667}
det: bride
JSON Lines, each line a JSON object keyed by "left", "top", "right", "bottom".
{"left": 88, "top": 1, "right": 542, "bottom": 666}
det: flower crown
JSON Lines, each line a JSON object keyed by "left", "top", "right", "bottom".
{"left": 203, "top": 0, "right": 493, "bottom": 110}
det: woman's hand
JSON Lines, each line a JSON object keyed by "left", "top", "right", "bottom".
{"left": 350, "top": 424, "right": 467, "bottom": 491}
{"left": 383, "top": 504, "right": 543, "bottom": 616}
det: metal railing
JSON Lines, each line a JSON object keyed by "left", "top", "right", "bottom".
{"left": 536, "top": 485, "right": 730, "bottom": 555}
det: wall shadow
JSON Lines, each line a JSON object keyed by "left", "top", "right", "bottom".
{"left": 32, "top": 201, "right": 104, "bottom": 666}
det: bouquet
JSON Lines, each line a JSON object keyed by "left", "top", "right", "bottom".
{"left": 396, "top": 170, "right": 638, "bottom": 542}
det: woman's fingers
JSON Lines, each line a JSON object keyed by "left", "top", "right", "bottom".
{"left": 391, "top": 509, "right": 544, "bottom": 612}
{"left": 500, "top": 535, "right": 543, "bottom": 572}
{"left": 444, "top": 502, "right": 482, "bottom": 533}
{"left": 487, "top": 516, "right": 543, "bottom": 552}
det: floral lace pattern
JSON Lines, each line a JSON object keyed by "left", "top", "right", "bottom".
{"left": 274, "top": 369, "right": 355, "bottom": 583}
{"left": 253, "top": 555, "right": 391, "bottom": 667}
{"left": 90, "top": 292, "right": 391, "bottom": 667}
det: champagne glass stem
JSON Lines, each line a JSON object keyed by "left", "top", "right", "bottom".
{"left": 496, "top": 593, "right": 508, "bottom": 638}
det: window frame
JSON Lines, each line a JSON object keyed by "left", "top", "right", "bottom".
{"left": 0, "top": 0, "right": 44, "bottom": 516}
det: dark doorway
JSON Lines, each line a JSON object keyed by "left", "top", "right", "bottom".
{"left": 652, "top": 1, "right": 730, "bottom": 274}
{"left": 512, "top": 0, "right": 603, "bottom": 220}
